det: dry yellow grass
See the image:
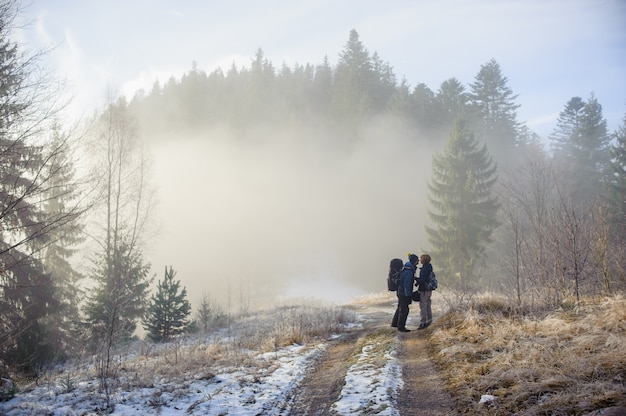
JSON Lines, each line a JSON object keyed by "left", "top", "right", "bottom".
{"left": 96, "top": 303, "right": 358, "bottom": 391}
{"left": 428, "top": 294, "right": 626, "bottom": 415}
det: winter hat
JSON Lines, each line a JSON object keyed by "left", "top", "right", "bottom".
{"left": 408, "top": 253, "right": 419, "bottom": 264}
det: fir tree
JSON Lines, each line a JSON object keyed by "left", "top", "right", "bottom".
{"left": 143, "top": 266, "right": 191, "bottom": 342}
{"left": 550, "top": 96, "right": 585, "bottom": 155}
{"left": 40, "top": 125, "right": 85, "bottom": 360}
{"left": 0, "top": 0, "right": 80, "bottom": 376}
{"left": 550, "top": 93, "right": 611, "bottom": 201}
{"left": 426, "top": 118, "right": 500, "bottom": 287}
{"left": 194, "top": 292, "right": 214, "bottom": 333}
{"left": 436, "top": 77, "right": 468, "bottom": 129}
{"left": 312, "top": 55, "right": 333, "bottom": 115}
{"left": 330, "top": 29, "right": 376, "bottom": 136}
{"left": 410, "top": 83, "right": 437, "bottom": 131}
{"left": 468, "top": 59, "right": 522, "bottom": 164}
{"left": 84, "top": 239, "right": 152, "bottom": 344}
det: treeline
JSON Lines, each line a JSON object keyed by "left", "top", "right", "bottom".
{"left": 127, "top": 29, "right": 526, "bottom": 159}
{"left": 0, "top": 0, "right": 625, "bottom": 390}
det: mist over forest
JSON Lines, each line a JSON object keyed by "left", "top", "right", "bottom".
{"left": 1, "top": 0, "right": 625, "bottom": 388}
{"left": 148, "top": 122, "right": 432, "bottom": 308}
{"left": 112, "top": 29, "right": 624, "bottom": 310}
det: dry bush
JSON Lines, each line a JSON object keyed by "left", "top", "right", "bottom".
{"left": 234, "top": 304, "right": 355, "bottom": 351}
{"left": 428, "top": 294, "right": 626, "bottom": 415}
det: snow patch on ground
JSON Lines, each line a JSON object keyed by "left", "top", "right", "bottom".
{"left": 332, "top": 338, "right": 402, "bottom": 415}
{"left": 1, "top": 343, "right": 326, "bottom": 416}
{"left": 0, "top": 315, "right": 404, "bottom": 415}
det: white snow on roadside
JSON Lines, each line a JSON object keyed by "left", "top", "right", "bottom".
{"left": 0, "top": 343, "right": 325, "bottom": 416}
{"left": 0, "top": 313, "right": 404, "bottom": 415}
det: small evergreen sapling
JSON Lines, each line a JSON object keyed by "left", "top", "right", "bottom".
{"left": 143, "top": 266, "right": 191, "bottom": 342}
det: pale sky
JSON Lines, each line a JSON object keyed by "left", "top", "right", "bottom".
{"left": 17, "top": 0, "right": 626, "bottom": 138}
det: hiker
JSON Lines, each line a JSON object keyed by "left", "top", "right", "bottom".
{"left": 391, "top": 253, "right": 419, "bottom": 332}
{"left": 417, "top": 254, "right": 434, "bottom": 329}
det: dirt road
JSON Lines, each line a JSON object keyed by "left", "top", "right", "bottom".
{"left": 288, "top": 302, "right": 458, "bottom": 415}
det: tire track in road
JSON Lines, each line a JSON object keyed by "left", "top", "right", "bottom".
{"left": 286, "top": 303, "right": 457, "bottom": 415}
{"left": 286, "top": 329, "right": 368, "bottom": 415}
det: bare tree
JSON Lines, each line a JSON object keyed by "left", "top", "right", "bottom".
{"left": 492, "top": 142, "right": 554, "bottom": 306}
{"left": 83, "top": 96, "right": 155, "bottom": 392}
{"left": 549, "top": 193, "right": 594, "bottom": 304}
{"left": 493, "top": 141, "right": 620, "bottom": 308}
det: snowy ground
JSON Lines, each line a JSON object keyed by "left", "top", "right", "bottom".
{"left": 0, "top": 308, "right": 403, "bottom": 415}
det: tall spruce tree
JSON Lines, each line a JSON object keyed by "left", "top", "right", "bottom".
{"left": 312, "top": 55, "right": 333, "bottom": 116}
{"left": 371, "top": 51, "right": 397, "bottom": 113}
{"left": 40, "top": 126, "right": 85, "bottom": 360}
{"left": 0, "top": 0, "right": 84, "bottom": 376}
{"left": 386, "top": 78, "right": 412, "bottom": 120}
{"left": 143, "top": 266, "right": 191, "bottom": 342}
{"left": 468, "top": 59, "right": 522, "bottom": 164}
{"left": 550, "top": 96, "right": 585, "bottom": 155}
{"left": 549, "top": 94, "right": 611, "bottom": 201}
{"left": 426, "top": 118, "right": 500, "bottom": 288}
{"left": 410, "top": 83, "right": 438, "bottom": 132}
{"left": 330, "top": 29, "right": 375, "bottom": 136}
{"left": 436, "top": 78, "right": 468, "bottom": 129}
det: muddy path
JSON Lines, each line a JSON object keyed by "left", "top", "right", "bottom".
{"left": 287, "top": 303, "right": 458, "bottom": 415}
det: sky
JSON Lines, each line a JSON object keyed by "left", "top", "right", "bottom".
{"left": 16, "top": 0, "right": 626, "bottom": 138}
{"left": 10, "top": 0, "right": 626, "bottom": 308}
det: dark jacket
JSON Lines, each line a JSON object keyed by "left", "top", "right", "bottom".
{"left": 398, "top": 261, "right": 416, "bottom": 297}
{"left": 417, "top": 263, "right": 433, "bottom": 292}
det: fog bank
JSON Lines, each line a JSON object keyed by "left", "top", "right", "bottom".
{"left": 147, "top": 123, "right": 434, "bottom": 310}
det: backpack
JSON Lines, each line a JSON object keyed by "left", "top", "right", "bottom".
{"left": 426, "top": 270, "right": 438, "bottom": 290}
{"left": 387, "top": 258, "right": 404, "bottom": 291}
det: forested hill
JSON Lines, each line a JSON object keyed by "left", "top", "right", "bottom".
{"left": 124, "top": 30, "right": 533, "bottom": 161}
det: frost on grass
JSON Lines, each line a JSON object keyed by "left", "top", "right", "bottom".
{"left": 1, "top": 343, "right": 327, "bottom": 416}
{"left": 0, "top": 303, "right": 356, "bottom": 416}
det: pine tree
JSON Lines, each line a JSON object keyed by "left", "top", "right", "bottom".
{"left": 0, "top": 0, "right": 80, "bottom": 376}
{"left": 371, "top": 51, "right": 397, "bottom": 113}
{"left": 410, "top": 83, "right": 437, "bottom": 131}
{"left": 244, "top": 48, "right": 276, "bottom": 125}
{"left": 468, "top": 59, "right": 522, "bottom": 164}
{"left": 436, "top": 78, "right": 468, "bottom": 129}
{"left": 330, "top": 29, "right": 376, "bottom": 136}
{"left": 84, "top": 240, "right": 151, "bottom": 344}
{"left": 550, "top": 94, "right": 611, "bottom": 201}
{"left": 312, "top": 55, "right": 333, "bottom": 116}
{"left": 40, "top": 125, "right": 85, "bottom": 359}
{"left": 426, "top": 118, "right": 500, "bottom": 287}
{"left": 194, "top": 292, "right": 214, "bottom": 333}
{"left": 143, "top": 266, "right": 191, "bottom": 342}
{"left": 550, "top": 96, "right": 585, "bottom": 155}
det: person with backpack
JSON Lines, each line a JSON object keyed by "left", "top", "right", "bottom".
{"left": 416, "top": 254, "right": 435, "bottom": 329}
{"left": 391, "top": 253, "right": 419, "bottom": 332}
